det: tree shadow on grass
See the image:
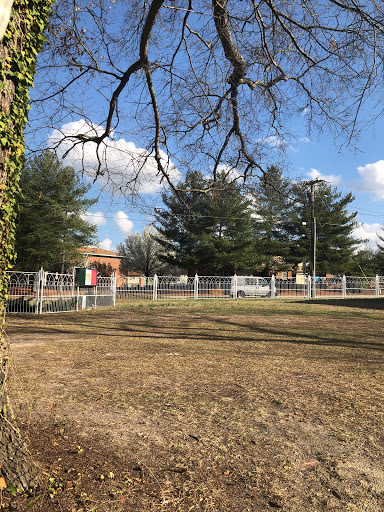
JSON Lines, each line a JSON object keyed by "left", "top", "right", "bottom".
{"left": 299, "top": 298, "right": 384, "bottom": 310}
{"left": 212, "top": 316, "right": 384, "bottom": 355}
{"left": 9, "top": 313, "right": 384, "bottom": 356}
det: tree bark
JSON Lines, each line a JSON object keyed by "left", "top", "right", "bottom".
{"left": 0, "top": 0, "right": 53, "bottom": 490}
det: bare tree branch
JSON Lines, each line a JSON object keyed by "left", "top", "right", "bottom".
{"left": 25, "top": 0, "right": 384, "bottom": 200}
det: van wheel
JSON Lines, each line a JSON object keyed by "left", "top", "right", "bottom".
{"left": 237, "top": 290, "right": 245, "bottom": 298}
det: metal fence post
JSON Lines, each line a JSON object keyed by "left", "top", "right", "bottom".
{"left": 38, "top": 268, "right": 44, "bottom": 314}
{"left": 153, "top": 274, "right": 158, "bottom": 301}
{"left": 35, "top": 269, "right": 40, "bottom": 314}
{"left": 307, "top": 275, "right": 311, "bottom": 299}
{"left": 194, "top": 273, "right": 199, "bottom": 299}
{"left": 233, "top": 273, "right": 238, "bottom": 299}
{"left": 71, "top": 267, "right": 76, "bottom": 297}
{"left": 342, "top": 275, "right": 346, "bottom": 299}
{"left": 271, "top": 274, "right": 276, "bottom": 298}
{"left": 112, "top": 272, "right": 117, "bottom": 306}
{"left": 94, "top": 279, "right": 98, "bottom": 309}
{"left": 375, "top": 275, "right": 379, "bottom": 298}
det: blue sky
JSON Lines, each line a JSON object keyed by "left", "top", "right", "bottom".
{"left": 65, "top": 116, "right": 384, "bottom": 253}
{"left": 25, "top": 2, "right": 384, "bottom": 254}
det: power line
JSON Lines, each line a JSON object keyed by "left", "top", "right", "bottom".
{"left": 17, "top": 202, "right": 384, "bottom": 227}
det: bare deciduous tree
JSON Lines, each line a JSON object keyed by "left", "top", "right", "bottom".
{"left": 31, "top": 0, "right": 384, "bottom": 198}
{"left": 118, "top": 227, "right": 179, "bottom": 276}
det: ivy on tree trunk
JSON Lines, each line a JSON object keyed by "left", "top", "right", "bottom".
{"left": 0, "top": 0, "right": 53, "bottom": 491}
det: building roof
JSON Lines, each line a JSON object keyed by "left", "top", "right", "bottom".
{"left": 79, "top": 247, "right": 121, "bottom": 259}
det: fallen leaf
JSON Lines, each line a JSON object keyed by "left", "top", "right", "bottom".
{"left": 0, "top": 477, "right": 6, "bottom": 489}
{"left": 223, "top": 470, "right": 230, "bottom": 476}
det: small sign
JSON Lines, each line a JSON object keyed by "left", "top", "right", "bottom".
{"left": 75, "top": 268, "right": 97, "bottom": 287}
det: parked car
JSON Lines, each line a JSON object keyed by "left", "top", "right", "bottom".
{"left": 230, "top": 276, "right": 275, "bottom": 298}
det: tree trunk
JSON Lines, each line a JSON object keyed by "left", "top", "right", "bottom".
{"left": 0, "top": 0, "right": 53, "bottom": 490}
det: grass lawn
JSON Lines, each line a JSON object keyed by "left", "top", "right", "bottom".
{"left": 5, "top": 298, "right": 384, "bottom": 511}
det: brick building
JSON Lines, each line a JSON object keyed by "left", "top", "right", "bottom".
{"left": 79, "top": 247, "right": 141, "bottom": 286}
{"left": 79, "top": 247, "right": 123, "bottom": 277}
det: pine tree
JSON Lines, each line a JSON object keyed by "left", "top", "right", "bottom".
{"left": 372, "top": 233, "right": 384, "bottom": 275}
{"left": 155, "top": 171, "right": 257, "bottom": 274}
{"left": 15, "top": 151, "right": 98, "bottom": 272}
{"left": 250, "top": 166, "right": 294, "bottom": 274}
{"left": 349, "top": 248, "right": 378, "bottom": 276}
{"left": 287, "top": 182, "right": 359, "bottom": 275}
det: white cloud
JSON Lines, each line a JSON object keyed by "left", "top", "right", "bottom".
{"left": 262, "top": 135, "right": 287, "bottom": 151}
{"left": 357, "top": 160, "right": 384, "bottom": 199}
{"left": 48, "top": 119, "right": 181, "bottom": 194}
{"left": 257, "top": 134, "right": 310, "bottom": 154}
{"left": 81, "top": 211, "right": 107, "bottom": 226}
{"left": 353, "top": 223, "right": 383, "bottom": 250}
{"left": 206, "top": 164, "right": 242, "bottom": 182}
{"left": 113, "top": 211, "right": 133, "bottom": 234}
{"left": 99, "top": 238, "right": 113, "bottom": 251}
{"left": 307, "top": 168, "right": 341, "bottom": 185}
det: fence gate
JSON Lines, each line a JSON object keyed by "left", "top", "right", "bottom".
{"left": 6, "top": 271, "right": 39, "bottom": 313}
{"left": 6, "top": 269, "right": 116, "bottom": 314}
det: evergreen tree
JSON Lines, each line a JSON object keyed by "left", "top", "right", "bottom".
{"left": 15, "top": 151, "right": 98, "bottom": 272}
{"left": 348, "top": 248, "right": 378, "bottom": 276}
{"left": 373, "top": 233, "right": 384, "bottom": 275}
{"left": 287, "top": 181, "right": 359, "bottom": 275}
{"left": 250, "top": 166, "right": 294, "bottom": 274}
{"left": 155, "top": 171, "right": 257, "bottom": 274}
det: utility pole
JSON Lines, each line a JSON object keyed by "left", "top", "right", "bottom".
{"left": 310, "top": 182, "right": 316, "bottom": 298}
{"left": 306, "top": 179, "right": 325, "bottom": 298}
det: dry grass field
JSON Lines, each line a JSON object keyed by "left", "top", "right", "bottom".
{"left": 4, "top": 298, "right": 384, "bottom": 511}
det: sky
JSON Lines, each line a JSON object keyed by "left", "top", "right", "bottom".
{"left": 58, "top": 116, "right": 384, "bottom": 254}
{"left": 25, "top": 2, "right": 384, "bottom": 255}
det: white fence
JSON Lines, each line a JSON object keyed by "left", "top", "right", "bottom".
{"left": 117, "top": 274, "right": 384, "bottom": 301}
{"left": 6, "top": 270, "right": 116, "bottom": 314}
{"left": 7, "top": 272, "right": 382, "bottom": 313}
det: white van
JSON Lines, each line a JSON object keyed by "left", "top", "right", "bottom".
{"left": 230, "top": 276, "right": 273, "bottom": 298}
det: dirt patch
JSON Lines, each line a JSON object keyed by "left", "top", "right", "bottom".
{"left": 4, "top": 299, "right": 384, "bottom": 511}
